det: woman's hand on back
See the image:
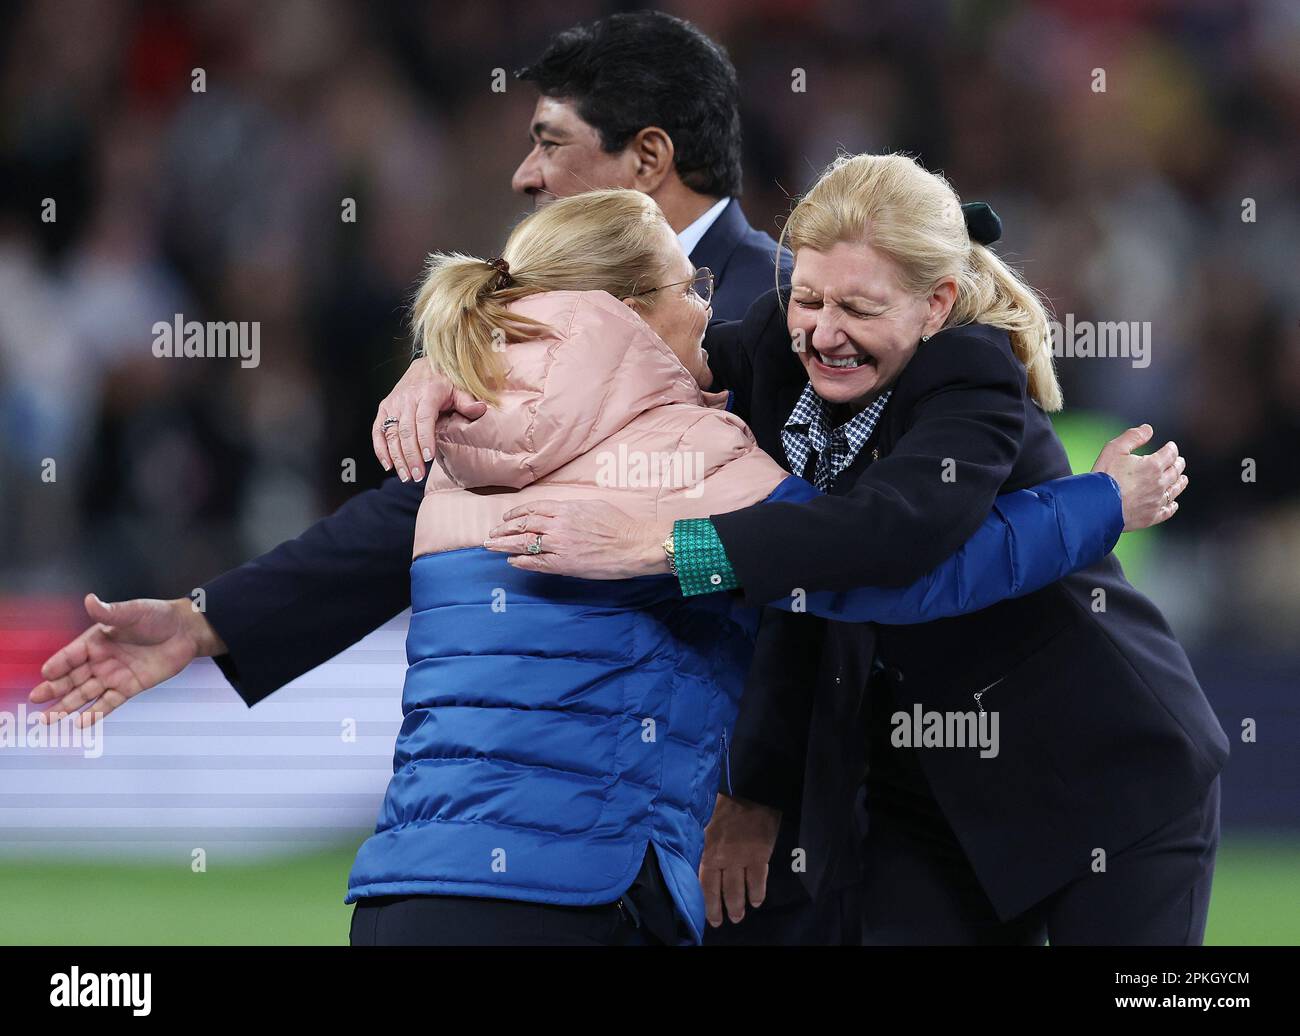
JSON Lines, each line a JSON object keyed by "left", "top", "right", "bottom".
{"left": 484, "top": 500, "right": 671, "bottom": 579}
{"left": 1091, "top": 424, "right": 1188, "bottom": 531}
{"left": 372, "top": 357, "right": 488, "bottom": 482}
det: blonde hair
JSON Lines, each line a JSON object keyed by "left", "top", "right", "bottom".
{"left": 779, "top": 153, "right": 1062, "bottom": 411}
{"left": 411, "top": 189, "right": 674, "bottom": 405}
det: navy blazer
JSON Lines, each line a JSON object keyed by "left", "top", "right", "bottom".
{"left": 704, "top": 288, "right": 1231, "bottom": 918}
{"left": 689, "top": 198, "right": 791, "bottom": 322}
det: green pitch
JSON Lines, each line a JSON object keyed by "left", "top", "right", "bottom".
{"left": 1, "top": 836, "right": 1296, "bottom": 945}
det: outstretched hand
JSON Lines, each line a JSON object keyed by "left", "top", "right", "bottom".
{"left": 29, "top": 594, "right": 224, "bottom": 728}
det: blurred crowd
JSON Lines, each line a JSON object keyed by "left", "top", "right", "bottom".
{"left": 1, "top": 0, "right": 1297, "bottom": 651}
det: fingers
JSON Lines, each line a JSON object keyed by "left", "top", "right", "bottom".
{"left": 37, "top": 676, "right": 105, "bottom": 724}
{"left": 701, "top": 867, "right": 724, "bottom": 928}
{"left": 84, "top": 592, "right": 118, "bottom": 626}
{"left": 414, "top": 392, "right": 437, "bottom": 471}
{"left": 1158, "top": 456, "right": 1186, "bottom": 490}
{"left": 1143, "top": 469, "right": 1189, "bottom": 529}
{"left": 38, "top": 631, "right": 92, "bottom": 683}
{"left": 496, "top": 501, "right": 565, "bottom": 527}
{"left": 41, "top": 652, "right": 140, "bottom": 725}
{"left": 395, "top": 409, "right": 425, "bottom": 483}
{"left": 484, "top": 512, "right": 555, "bottom": 554}
{"left": 745, "top": 863, "right": 769, "bottom": 909}
{"left": 32, "top": 657, "right": 95, "bottom": 703}
{"left": 86, "top": 594, "right": 154, "bottom": 631}
{"left": 1095, "top": 424, "right": 1153, "bottom": 468}
{"left": 484, "top": 513, "right": 554, "bottom": 548}
{"left": 721, "top": 865, "right": 748, "bottom": 924}
{"left": 450, "top": 388, "right": 488, "bottom": 421}
{"left": 372, "top": 410, "right": 395, "bottom": 473}
{"left": 1151, "top": 499, "right": 1180, "bottom": 526}
{"left": 1150, "top": 439, "right": 1179, "bottom": 470}
{"left": 483, "top": 532, "right": 545, "bottom": 555}
{"left": 1151, "top": 476, "right": 1189, "bottom": 528}
{"left": 382, "top": 419, "right": 410, "bottom": 482}
{"left": 75, "top": 688, "right": 128, "bottom": 728}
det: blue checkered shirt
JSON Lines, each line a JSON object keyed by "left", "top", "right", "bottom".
{"left": 780, "top": 383, "right": 892, "bottom": 490}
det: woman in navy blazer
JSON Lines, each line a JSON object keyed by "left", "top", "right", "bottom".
{"left": 486, "top": 153, "right": 1226, "bottom": 945}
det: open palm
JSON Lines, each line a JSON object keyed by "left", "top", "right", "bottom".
{"left": 29, "top": 595, "right": 201, "bottom": 728}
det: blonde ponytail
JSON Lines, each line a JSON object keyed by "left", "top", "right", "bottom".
{"left": 952, "top": 243, "right": 1061, "bottom": 412}
{"left": 783, "top": 153, "right": 1063, "bottom": 411}
{"left": 411, "top": 189, "right": 675, "bottom": 406}
{"left": 411, "top": 255, "right": 549, "bottom": 406}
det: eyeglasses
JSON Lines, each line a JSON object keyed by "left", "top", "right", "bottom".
{"left": 632, "top": 267, "right": 714, "bottom": 307}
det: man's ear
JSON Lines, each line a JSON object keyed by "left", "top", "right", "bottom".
{"left": 628, "top": 127, "right": 674, "bottom": 194}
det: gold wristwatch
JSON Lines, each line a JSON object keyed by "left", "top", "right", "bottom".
{"left": 662, "top": 532, "right": 677, "bottom": 576}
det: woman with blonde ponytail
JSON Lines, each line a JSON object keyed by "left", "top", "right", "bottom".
{"left": 488, "top": 154, "right": 1225, "bottom": 946}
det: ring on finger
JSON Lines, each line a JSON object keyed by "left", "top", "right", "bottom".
{"left": 382, "top": 417, "right": 400, "bottom": 431}
{"left": 526, "top": 534, "right": 544, "bottom": 555}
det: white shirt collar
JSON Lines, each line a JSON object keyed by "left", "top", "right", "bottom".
{"left": 676, "top": 197, "right": 732, "bottom": 260}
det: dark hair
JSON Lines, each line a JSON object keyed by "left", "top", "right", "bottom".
{"left": 516, "top": 11, "right": 743, "bottom": 199}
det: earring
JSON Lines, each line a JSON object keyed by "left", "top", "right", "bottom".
{"left": 921, "top": 334, "right": 931, "bottom": 342}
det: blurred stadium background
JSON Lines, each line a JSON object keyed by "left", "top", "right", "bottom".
{"left": 0, "top": 0, "right": 1296, "bottom": 944}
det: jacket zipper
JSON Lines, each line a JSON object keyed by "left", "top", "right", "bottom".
{"left": 973, "top": 676, "right": 1005, "bottom": 715}
{"left": 720, "top": 730, "right": 734, "bottom": 796}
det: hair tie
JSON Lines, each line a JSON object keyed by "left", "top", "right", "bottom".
{"left": 961, "top": 202, "right": 1002, "bottom": 246}
{"left": 485, "top": 256, "right": 514, "bottom": 290}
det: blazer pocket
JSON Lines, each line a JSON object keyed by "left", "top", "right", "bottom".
{"left": 961, "top": 619, "right": 1081, "bottom": 716}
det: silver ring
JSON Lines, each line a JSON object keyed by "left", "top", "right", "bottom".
{"left": 526, "top": 534, "right": 544, "bottom": 555}
{"left": 382, "top": 417, "right": 400, "bottom": 430}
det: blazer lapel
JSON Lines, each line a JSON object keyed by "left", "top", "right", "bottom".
{"left": 688, "top": 198, "right": 749, "bottom": 283}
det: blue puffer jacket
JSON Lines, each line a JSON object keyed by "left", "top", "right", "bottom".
{"left": 344, "top": 291, "right": 1123, "bottom": 943}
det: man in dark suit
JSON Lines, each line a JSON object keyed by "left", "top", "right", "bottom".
{"left": 31, "top": 11, "right": 848, "bottom": 946}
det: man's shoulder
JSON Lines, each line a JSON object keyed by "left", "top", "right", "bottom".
{"left": 728, "top": 220, "right": 792, "bottom": 282}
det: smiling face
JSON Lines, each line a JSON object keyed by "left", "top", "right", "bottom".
{"left": 789, "top": 240, "right": 954, "bottom": 412}
{"left": 623, "top": 223, "right": 712, "bottom": 387}
{"left": 512, "top": 97, "right": 639, "bottom": 207}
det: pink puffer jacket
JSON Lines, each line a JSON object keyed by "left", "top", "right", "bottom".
{"left": 413, "top": 289, "right": 787, "bottom": 554}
